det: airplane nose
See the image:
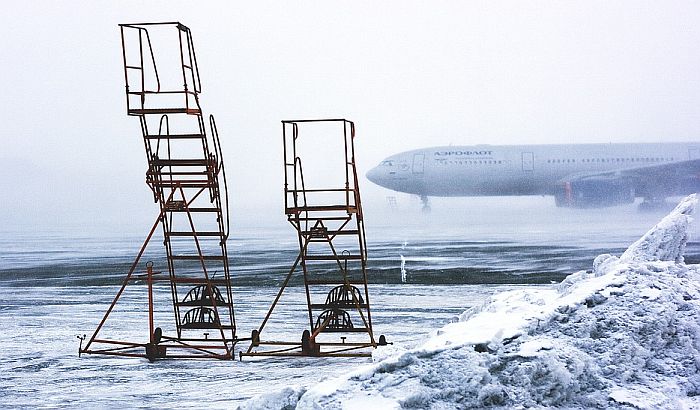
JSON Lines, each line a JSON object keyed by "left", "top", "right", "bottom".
{"left": 366, "top": 166, "right": 381, "bottom": 185}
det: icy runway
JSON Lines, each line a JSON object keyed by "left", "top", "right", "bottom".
{"left": 1, "top": 198, "right": 700, "bottom": 408}
{"left": 0, "top": 284, "right": 526, "bottom": 408}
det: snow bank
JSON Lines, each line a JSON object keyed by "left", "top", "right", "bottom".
{"left": 240, "top": 194, "right": 700, "bottom": 409}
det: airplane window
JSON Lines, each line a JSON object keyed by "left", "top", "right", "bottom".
{"left": 380, "top": 161, "right": 394, "bottom": 166}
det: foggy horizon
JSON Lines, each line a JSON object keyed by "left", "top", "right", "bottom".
{"left": 2, "top": 1, "right": 699, "bottom": 233}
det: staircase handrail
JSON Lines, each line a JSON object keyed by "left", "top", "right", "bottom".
{"left": 209, "top": 115, "right": 230, "bottom": 239}
{"left": 120, "top": 24, "right": 161, "bottom": 93}
{"left": 181, "top": 25, "right": 202, "bottom": 93}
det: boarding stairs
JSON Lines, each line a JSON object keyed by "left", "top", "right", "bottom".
{"left": 81, "top": 22, "right": 236, "bottom": 360}
{"left": 243, "top": 119, "right": 384, "bottom": 358}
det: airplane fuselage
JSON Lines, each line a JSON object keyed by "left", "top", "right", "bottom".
{"left": 367, "top": 143, "right": 700, "bottom": 201}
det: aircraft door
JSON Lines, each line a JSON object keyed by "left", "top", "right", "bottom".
{"left": 412, "top": 154, "right": 425, "bottom": 175}
{"left": 522, "top": 152, "right": 534, "bottom": 171}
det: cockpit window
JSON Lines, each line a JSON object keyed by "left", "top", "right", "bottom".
{"left": 380, "top": 160, "right": 394, "bottom": 166}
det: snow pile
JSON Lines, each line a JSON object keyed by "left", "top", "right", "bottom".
{"left": 240, "top": 194, "right": 700, "bottom": 409}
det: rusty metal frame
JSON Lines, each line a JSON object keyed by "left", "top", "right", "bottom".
{"left": 82, "top": 22, "right": 239, "bottom": 361}
{"left": 81, "top": 187, "right": 235, "bottom": 360}
{"left": 241, "top": 119, "right": 384, "bottom": 359}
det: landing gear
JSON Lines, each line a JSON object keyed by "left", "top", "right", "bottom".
{"left": 420, "top": 195, "right": 431, "bottom": 213}
{"left": 638, "top": 197, "right": 671, "bottom": 212}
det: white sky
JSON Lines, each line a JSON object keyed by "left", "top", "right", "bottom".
{"left": 1, "top": 1, "right": 699, "bottom": 232}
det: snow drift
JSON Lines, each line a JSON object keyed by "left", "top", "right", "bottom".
{"left": 241, "top": 194, "right": 700, "bottom": 409}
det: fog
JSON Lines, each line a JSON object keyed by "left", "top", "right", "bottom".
{"left": 1, "top": 1, "right": 699, "bottom": 234}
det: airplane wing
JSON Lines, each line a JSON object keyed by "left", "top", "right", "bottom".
{"left": 556, "top": 159, "right": 700, "bottom": 207}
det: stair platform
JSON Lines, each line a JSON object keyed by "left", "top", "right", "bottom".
{"left": 128, "top": 108, "right": 201, "bottom": 115}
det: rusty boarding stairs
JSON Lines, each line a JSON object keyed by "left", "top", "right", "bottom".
{"left": 242, "top": 119, "right": 387, "bottom": 358}
{"left": 81, "top": 22, "right": 238, "bottom": 360}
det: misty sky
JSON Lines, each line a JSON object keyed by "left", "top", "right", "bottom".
{"left": 1, "top": 1, "right": 699, "bottom": 233}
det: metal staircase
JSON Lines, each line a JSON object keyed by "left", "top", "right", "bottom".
{"left": 242, "top": 119, "right": 386, "bottom": 358}
{"left": 81, "top": 22, "right": 236, "bottom": 360}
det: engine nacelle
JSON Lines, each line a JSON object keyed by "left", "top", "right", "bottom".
{"left": 555, "top": 178, "right": 635, "bottom": 208}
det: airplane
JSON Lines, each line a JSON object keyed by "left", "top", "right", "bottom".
{"left": 366, "top": 142, "right": 700, "bottom": 211}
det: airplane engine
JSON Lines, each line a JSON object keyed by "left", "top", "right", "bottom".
{"left": 555, "top": 178, "right": 636, "bottom": 208}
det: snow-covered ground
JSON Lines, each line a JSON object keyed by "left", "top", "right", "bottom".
{"left": 242, "top": 194, "right": 700, "bottom": 409}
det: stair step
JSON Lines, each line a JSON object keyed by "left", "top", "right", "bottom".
{"left": 148, "top": 171, "right": 209, "bottom": 176}
{"left": 165, "top": 207, "right": 221, "bottom": 213}
{"left": 310, "top": 303, "right": 369, "bottom": 310}
{"left": 149, "top": 181, "right": 215, "bottom": 188}
{"left": 128, "top": 108, "right": 201, "bottom": 115}
{"left": 286, "top": 205, "right": 357, "bottom": 214}
{"left": 145, "top": 134, "right": 205, "bottom": 140}
{"left": 150, "top": 159, "right": 212, "bottom": 166}
{"left": 171, "top": 277, "right": 229, "bottom": 285}
{"left": 301, "top": 229, "right": 359, "bottom": 237}
{"left": 166, "top": 232, "right": 222, "bottom": 237}
{"left": 306, "top": 279, "right": 367, "bottom": 285}
{"left": 177, "top": 300, "right": 232, "bottom": 307}
{"left": 289, "top": 216, "right": 352, "bottom": 222}
{"left": 169, "top": 255, "right": 226, "bottom": 260}
{"left": 304, "top": 254, "right": 363, "bottom": 261}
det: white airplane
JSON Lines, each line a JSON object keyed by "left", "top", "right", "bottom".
{"left": 366, "top": 142, "right": 700, "bottom": 210}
